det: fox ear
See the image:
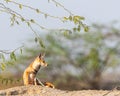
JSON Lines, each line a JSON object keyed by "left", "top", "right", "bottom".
{"left": 39, "top": 53, "right": 44, "bottom": 59}
{"left": 39, "top": 53, "right": 42, "bottom": 58}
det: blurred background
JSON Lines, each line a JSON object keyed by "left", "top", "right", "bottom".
{"left": 0, "top": 0, "right": 120, "bottom": 90}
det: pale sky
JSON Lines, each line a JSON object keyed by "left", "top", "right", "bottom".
{"left": 0, "top": 0, "right": 120, "bottom": 50}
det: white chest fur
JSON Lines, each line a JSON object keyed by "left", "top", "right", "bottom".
{"left": 32, "top": 60, "right": 41, "bottom": 71}
{"left": 29, "top": 73, "right": 35, "bottom": 79}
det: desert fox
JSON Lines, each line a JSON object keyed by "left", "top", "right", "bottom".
{"left": 23, "top": 53, "right": 47, "bottom": 86}
{"left": 23, "top": 53, "right": 55, "bottom": 88}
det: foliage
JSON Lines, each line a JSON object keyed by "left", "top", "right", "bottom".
{"left": 0, "top": 0, "right": 88, "bottom": 69}
{"left": 1, "top": 23, "right": 120, "bottom": 90}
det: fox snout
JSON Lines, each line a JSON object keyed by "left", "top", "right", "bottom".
{"left": 41, "top": 62, "right": 47, "bottom": 67}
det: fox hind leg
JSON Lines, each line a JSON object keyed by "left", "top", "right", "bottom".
{"left": 34, "top": 78, "right": 45, "bottom": 86}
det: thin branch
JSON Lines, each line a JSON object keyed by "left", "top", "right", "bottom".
{"left": 0, "top": 1, "right": 88, "bottom": 37}
{"left": 28, "top": 24, "right": 39, "bottom": 37}
{"left": 0, "top": 3, "right": 50, "bottom": 31}
{"left": 0, "top": 3, "right": 23, "bottom": 18}
{"left": 0, "top": 45, "right": 24, "bottom": 54}
{"left": 0, "top": 50, "right": 10, "bottom": 54}
{"left": 1, "top": 1, "right": 86, "bottom": 33}
{"left": 34, "top": 22, "right": 49, "bottom": 31}
{"left": 0, "top": 4, "right": 72, "bottom": 34}
{"left": 5, "top": 0, "right": 63, "bottom": 21}
{"left": 51, "top": 0, "right": 74, "bottom": 15}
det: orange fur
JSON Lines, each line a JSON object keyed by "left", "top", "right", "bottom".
{"left": 44, "top": 82, "right": 55, "bottom": 88}
{"left": 23, "top": 54, "right": 47, "bottom": 85}
{"left": 23, "top": 53, "right": 55, "bottom": 88}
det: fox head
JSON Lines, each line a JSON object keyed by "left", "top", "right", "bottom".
{"left": 33, "top": 53, "right": 47, "bottom": 70}
{"left": 38, "top": 53, "right": 47, "bottom": 67}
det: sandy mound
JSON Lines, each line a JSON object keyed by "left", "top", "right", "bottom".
{"left": 0, "top": 85, "right": 120, "bottom": 96}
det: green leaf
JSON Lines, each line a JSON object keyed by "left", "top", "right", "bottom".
{"left": 35, "top": 37, "right": 38, "bottom": 43}
{"left": 69, "top": 16, "right": 72, "bottom": 21}
{"left": 10, "top": 14, "right": 16, "bottom": 26}
{"left": 79, "top": 16, "right": 85, "bottom": 20}
{"left": 19, "top": 4, "right": 22, "bottom": 9}
{"left": 73, "top": 16, "right": 79, "bottom": 24}
{"left": 15, "top": 21, "right": 19, "bottom": 25}
{"left": 20, "top": 48, "right": 22, "bottom": 54}
{"left": 30, "top": 19, "right": 35, "bottom": 23}
{"left": 0, "top": 54, "right": 5, "bottom": 61}
{"left": 77, "top": 27, "right": 81, "bottom": 32}
{"left": 21, "top": 18, "right": 25, "bottom": 22}
{"left": 1, "top": 63, "right": 6, "bottom": 71}
{"left": 84, "top": 26, "right": 89, "bottom": 32}
{"left": 10, "top": 52, "right": 13, "bottom": 60}
{"left": 63, "top": 31, "right": 68, "bottom": 36}
{"left": 10, "top": 52, "right": 16, "bottom": 61}
{"left": 73, "top": 28, "right": 77, "bottom": 32}
{"left": 63, "top": 17, "right": 69, "bottom": 21}
{"left": 36, "top": 9, "right": 40, "bottom": 13}
{"left": 39, "top": 39, "right": 45, "bottom": 48}
{"left": 27, "top": 22, "right": 30, "bottom": 26}
{"left": 7, "top": 61, "right": 14, "bottom": 66}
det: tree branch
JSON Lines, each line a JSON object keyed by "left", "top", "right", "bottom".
{"left": 0, "top": 45, "right": 23, "bottom": 54}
